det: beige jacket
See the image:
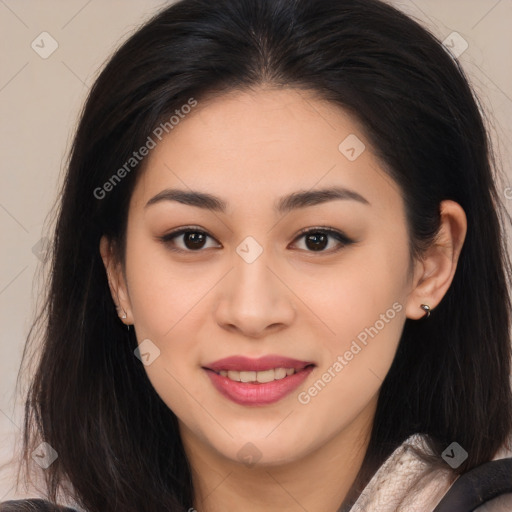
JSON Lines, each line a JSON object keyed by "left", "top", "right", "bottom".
{"left": 349, "top": 434, "right": 512, "bottom": 512}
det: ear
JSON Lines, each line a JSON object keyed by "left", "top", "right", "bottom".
{"left": 405, "top": 200, "right": 467, "bottom": 320}
{"left": 99, "top": 235, "right": 133, "bottom": 326}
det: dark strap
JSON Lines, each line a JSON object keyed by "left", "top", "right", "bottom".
{"left": 433, "top": 457, "right": 512, "bottom": 512}
{"left": 0, "top": 499, "right": 77, "bottom": 512}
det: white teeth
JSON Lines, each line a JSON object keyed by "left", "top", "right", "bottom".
{"left": 240, "top": 371, "right": 256, "bottom": 382}
{"left": 219, "top": 367, "right": 297, "bottom": 383}
{"left": 227, "top": 370, "right": 241, "bottom": 381}
{"left": 256, "top": 369, "right": 276, "bottom": 383}
{"left": 274, "top": 368, "right": 287, "bottom": 380}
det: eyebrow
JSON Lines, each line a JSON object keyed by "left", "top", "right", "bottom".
{"left": 144, "top": 186, "right": 370, "bottom": 213}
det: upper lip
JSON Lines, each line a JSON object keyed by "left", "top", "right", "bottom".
{"left": 203, "top": 355, "right": 315, "bottom": 372}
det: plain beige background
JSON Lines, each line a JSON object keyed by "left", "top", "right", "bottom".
{"left": 1, "top": 0, "right": 511, "bottom": 503}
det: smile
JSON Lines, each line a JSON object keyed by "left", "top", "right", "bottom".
{"left": 202, "top": 354, "right": 316, "bottom": 405}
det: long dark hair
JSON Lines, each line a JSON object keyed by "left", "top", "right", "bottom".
{"left": 10, "top": 0, "right": 512, "bottom": 510}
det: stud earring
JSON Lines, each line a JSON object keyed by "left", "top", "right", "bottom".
{"left": 118, "top": 309, "right": 130, "bottom": 331}
{"left": 117, "top": 305, "right": 127, "bottom": 320}
{"left": 420, "top": 304, "right": 431, "bottom": 319}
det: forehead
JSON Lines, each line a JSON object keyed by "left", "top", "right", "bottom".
{"left": 130, "top": 87, "right": 402, "bottom": 217}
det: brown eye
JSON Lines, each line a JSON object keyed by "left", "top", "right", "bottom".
{"left": 159, "top": 228, "right": 221, "bottom": 252}
{"left": 181, "top": 231, "right": 207, "bottom": 250}
{"left": 292, "top": 227, "right": 354, "bottom": 253}
{"left": 304, "top": 232, "right": 329, "bottom": 251}
{"left": 159, "top": 225, "right": 354, "bottom": 254}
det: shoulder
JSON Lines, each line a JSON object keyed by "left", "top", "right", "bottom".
{"left": 0, "top": 499, "right": 78, "bottom": 512}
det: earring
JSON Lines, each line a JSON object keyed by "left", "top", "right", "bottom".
{"left": 420, "top": 304, "right": 431, "bottom": 319}
{"left": 118, "top": 309, "right": 130, "bottom": 331}
{"left": 117, "top": 306, "right": 127, "bottom": 320}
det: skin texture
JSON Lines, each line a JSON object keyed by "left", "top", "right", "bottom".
{"left": 101, "top": 87, "right": 467, "bottom": 512}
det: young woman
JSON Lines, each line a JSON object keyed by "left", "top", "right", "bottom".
{"left": 2, "top": 0, "right": 512, "bottom": 511}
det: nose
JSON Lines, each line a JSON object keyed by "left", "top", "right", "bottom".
{"left": 213, "top": 246, "right": 296, "bottom": 339}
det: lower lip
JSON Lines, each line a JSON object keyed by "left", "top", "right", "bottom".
{"left": 203, "top": 366, "right": 315, "bottom": 406}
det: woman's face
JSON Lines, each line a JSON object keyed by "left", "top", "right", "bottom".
{"left": 112, "top": 87, "right": 419, "bottom": 467}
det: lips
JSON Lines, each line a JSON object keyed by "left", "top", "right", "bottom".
{"left": 202, "top": 355, "right": 316, "bottom": 406}
{"left": 203, "top": 354, "right": 315, "bottom": 373}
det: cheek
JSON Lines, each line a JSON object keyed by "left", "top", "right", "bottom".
{"left": 294, "top": 263, "right": 407, "bottom": 430}
{"left": 304, "top": 240, "right": 409, "bottom": 390}
{"left": 124, "top": 229, "right": 218, "bottom": 340}
{"left": 296, "top": 242, "right": 408, "bottom": 345}
{"left": 122, "top": 231, "right": 218, "bottom": 414}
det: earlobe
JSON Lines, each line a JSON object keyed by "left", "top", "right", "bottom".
{"left": 405, "top": 200, "right": 467, "bottom": 320}
{"left": 99, "top": 235, "right": 133, "bottom": 326}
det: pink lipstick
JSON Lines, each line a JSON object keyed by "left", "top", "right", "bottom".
{"left": 203, "top": 355, "right": 315, "bottom": 406}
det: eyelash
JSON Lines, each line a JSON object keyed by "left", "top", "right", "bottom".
{"left": 158, "top": 225, "right": 354, "bottom": 254}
